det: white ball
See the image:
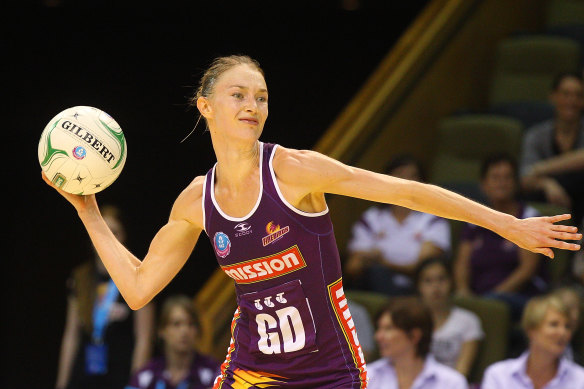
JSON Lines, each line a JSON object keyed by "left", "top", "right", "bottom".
{"left": 38, "top": 106, "right": 127, "bottom": 195}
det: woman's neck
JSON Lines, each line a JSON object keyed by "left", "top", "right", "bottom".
{"left": 430, "top": 303, "right": 451, "bottom": 330}
{"left": 526, "top": 349, "right": 560, "bottom": 389}
{"left": 393, "top": 354, "right": 425, "bottom": 389}
{"left": 214, "top": 140, "right": 260, "bottom": 189}
{"left": 165, "top": 349, "right": 194, "bottom": 384}
{"left": 490, "top": 199, "right": 518, "bottom": 215}
{"left": 555, "top": 119, "right": 580, "bottom": 152}
{"left": 391, "top": 205, "right": 412, "bottom": 223}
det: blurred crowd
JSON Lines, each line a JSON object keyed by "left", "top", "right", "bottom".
{"left": 344, "top": 70, "right": 583, "bottom": 388}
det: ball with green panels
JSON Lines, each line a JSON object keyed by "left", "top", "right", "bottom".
{"left": 38, "top": 106, "right": 127, "bottom": 194}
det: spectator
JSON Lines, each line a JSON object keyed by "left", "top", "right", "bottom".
{"left": 454, "top": 153, "right": 548, "bottom": 321}
{"left": 56, "top": 205, "right": 155, "bottom": 389}
{"left": 481, "top": 294, "right": 584, "bottom": 389}
{"left": 551, "top": 286, "right": 583, "bottom": 364}
{"left": 345, "top": 154, "right": 451, "bottom": 295}
{"left": 520, "top": 71, "right": 584, "bottom": 225}
{"left": 416, "top": 256, "right": 484, "bottom": 378}
{"left": 367, "top": 297, "right": 468, "bottom": 389}
{"left": 126, "top": 295, "right": 220, "bottom": 389}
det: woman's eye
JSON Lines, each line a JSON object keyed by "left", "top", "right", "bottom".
{"left": 257, "top": 96, "right": 268, "bottom": 103}
{"left": 232, "top": 93, "right": 243, "bottom": 98}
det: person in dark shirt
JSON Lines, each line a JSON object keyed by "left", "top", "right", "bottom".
{"left": 454, "top": 153, "right": 548, "bottom": 320}
{"left": 126, "top": 295, "right": 220, "bottom": 389}
{"left": 55, "top": 205, "right": 155, "bottom": 389}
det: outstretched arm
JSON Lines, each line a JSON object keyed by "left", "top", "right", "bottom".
{"left": 42, "top": 173, "right": 204, "bottom": 309}
{"left": 273, "top": 148, "right": 581, "bottom": 258}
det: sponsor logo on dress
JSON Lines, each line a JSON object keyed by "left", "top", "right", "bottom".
{"left": 234, "top": 222, "right": 253, "bottom": 237}
{"left": 328, "top": 278, "right": 368, "bottom": 384}
{"left": 262, "top": 221, "right": 290, "bottom": 246}
{"left": 213, "top": 232, "right": 231, "bottom": 258}
{"left": 221, "top": 245, "right": 306, "bottom": 284}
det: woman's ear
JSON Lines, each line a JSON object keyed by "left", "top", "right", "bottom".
{"left": 197, "top": 96, "right": 212, "bottom": 119}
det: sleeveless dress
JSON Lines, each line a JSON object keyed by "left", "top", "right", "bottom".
{"left": 203, "top": 142, "right": 367, "bottom": 389}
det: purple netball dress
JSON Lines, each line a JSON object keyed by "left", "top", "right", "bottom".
{"left": 204, "top": 143, "right": 367, "bottom": 389}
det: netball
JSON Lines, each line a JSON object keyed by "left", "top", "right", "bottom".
{"left": 38, "top": 106, "right": 127, "bottom": 195}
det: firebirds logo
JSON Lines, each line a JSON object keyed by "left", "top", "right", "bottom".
{"left": 221, "top": 245, "right": 306, "bottom": 284}
{"left": 262, "top": 221, "right": 290, "bottom": 246}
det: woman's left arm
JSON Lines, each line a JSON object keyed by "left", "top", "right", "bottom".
{"left": 456, "top": 339, "right": 480, "bottom": 378}
{"left": 274, "top": 148, "right": 581, "bottom": 258}
{"left": 494, "top": 249, "right": 540, "bottom": 294}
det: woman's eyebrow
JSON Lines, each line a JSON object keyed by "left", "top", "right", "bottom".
{"left": 228, "top": 85, "right": 268, "bottom": 93}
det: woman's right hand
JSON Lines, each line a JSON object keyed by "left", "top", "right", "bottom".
{"left": 41, "top": 171, "right": 98, "bottom": 213}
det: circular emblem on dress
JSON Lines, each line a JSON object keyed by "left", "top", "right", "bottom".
{"left": 213, "top": 231, "right": 231, "bottom": 258}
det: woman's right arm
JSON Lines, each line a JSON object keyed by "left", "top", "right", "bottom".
{"left": 55, "top": 296, "right": 81, "bottom": 389}
{"left": 42, "top": 173, "right": 205, "bottom": 310}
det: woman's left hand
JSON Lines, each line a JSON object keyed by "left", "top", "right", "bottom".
{"left": 506, "top": 214, "right": 581, "bottom": 258}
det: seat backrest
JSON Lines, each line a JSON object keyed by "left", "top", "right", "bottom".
{"left": 488, "top": 35, "right": 581, "bottom": 106}
{"left": 429, "top": 114, "right": 523, "bottom": 185}
{"left": 452, "top": 296, "right": 511, "bottom": 384}
{"left": 345, "top": 290, "right": 390, "bottom": 321}
{"left": 546, "top": 0, "right": 584, "bottom": 28}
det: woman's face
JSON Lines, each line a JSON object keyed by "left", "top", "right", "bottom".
{"left": 528, "top": 308, "right": 572, "bottom": 358}
{"left": 201, "top": 63, "right": 269, "bottom": 143}
{"left": 390, "top": 163, "right": 422, "bottom": 182}
{"left": 160, "top": 306, "right": 197, "bottom": 354}
{"left": 418, "top": 263, "right": 451, "bottom": 308}
{"left": 481, "top": 161, "right": 517, "bottom": 203}
{"left": 375, "top": 312, "right": 418, "bottom": 360}
{"left": 551, "top": 76, "right": 583, "bottom": 123}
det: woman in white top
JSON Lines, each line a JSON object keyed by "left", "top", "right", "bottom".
{"left": 345, "top": 154, "right": 451, "bottom": 295}
{"left": 368, "top": 297, "right": 468, "bottom": 389}
{"left": 482, "top": 293, "right": 584, "bottom": 389}
{"left": 416, "top": 256, "right": 484, "bottom": 379}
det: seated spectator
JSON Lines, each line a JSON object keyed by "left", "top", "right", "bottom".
{"left": 481, "top": 294, "right": 584, "bottom": 389}
{"left": 56, "top": 205, "right": 155, "bottom": 389}
{"left": 367, "top": 297, "right": 468, "bottom": 389}
{"left": 345, "top": 154, "right": 451, "bottom": 295}
{"left": 416, "top": 256, "right": 484, "bottom": 378}
{"left": 551, "top": 286, "right": 583, "bottom": 364}
{"left": 519, "top": 71, "right": 584, "bottom": 225}
{"left": 126, "top": 295, "right": 220, "bottom": 389}
{"left": 454, "top": 153, "right": 548, "bottom": 321}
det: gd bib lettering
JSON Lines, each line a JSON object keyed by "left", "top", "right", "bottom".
{"left": 239, "top": 279, "right": 318, "bottom": 359}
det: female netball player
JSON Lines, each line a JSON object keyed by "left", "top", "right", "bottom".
{"left": 42, "top": 55, "right": 581, "bottom": 388}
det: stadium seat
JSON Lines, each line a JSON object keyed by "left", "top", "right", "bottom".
{"left": 488, "top": 35, "right": 581, "bottom": 106}
{"left": 453, "top": 296, "right": 511, "bottom": 385}
{"left": 546, "top": 0, "right": 584, "bottom": 29}
{"left": 345, "top": 289, "right": 390, "bottom": 321}
{"left": 428, "top": 114, "right": 523, "bottom": 189}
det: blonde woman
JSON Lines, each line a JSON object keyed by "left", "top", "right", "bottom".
{"left": 482, "top": 294, "right": 584, "bottom": 389}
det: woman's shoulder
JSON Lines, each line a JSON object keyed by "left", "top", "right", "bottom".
{"left": 483, "top": 355, "right": 522, "bottom": 378}
{"left": 562, "top": 357, "right": 584, "bottom": 378}
{"left": 172, "top": 175, "right": 206, "bottom": 227}
{"left": 451, "top": 306, "right": 480, "bottom": 322}
{"left": 426, "top": 357, "right": 467, "bottom": 385}
{"left": 367, "top": 357, "right": 391, "bottom": 372}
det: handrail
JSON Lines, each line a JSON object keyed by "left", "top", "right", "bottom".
{"left": 314, "top": 0, "right": 477, "bottom": 161}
